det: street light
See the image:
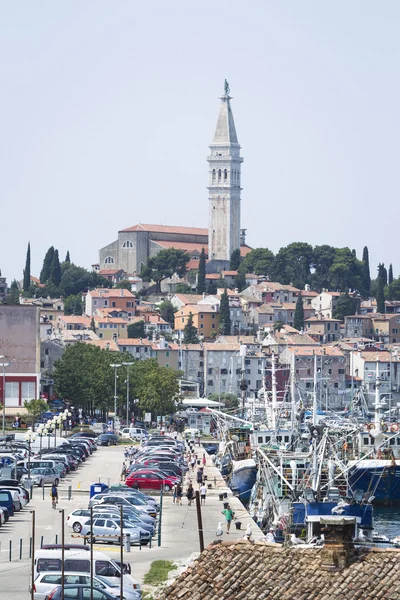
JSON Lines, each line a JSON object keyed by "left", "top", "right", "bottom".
{"left": 24, "top": 427, "right": 37, "bottom": 482}
{"left": 122, "top": 362, "right": 134, "bottom": 426}
{"left": 37, "top": 424, "right": 45, "bottom": 453}
{"left": 110, "top": 364, "right": 122, "bottom": 428}
{"left": 0, "top": 356, "right": 10, "bottom": 437}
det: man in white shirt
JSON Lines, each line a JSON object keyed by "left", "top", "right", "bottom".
{"left": 200, "top": 483, "right": 207, "bottom": 505}
{"left": 265, "top": 528, "right": 276, "bottom": 543}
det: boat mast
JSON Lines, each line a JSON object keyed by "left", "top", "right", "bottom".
{"left": 290, "top": 350, "right": 296, "bottom": 433}
{"left": 374, "top": 356, "right": 381, "bottom": 433}
{"left": 313, "top": 352, "right": 318, "bottom": 426}
{"left": 271, "top": 353, "right": 277, "bottom": 430}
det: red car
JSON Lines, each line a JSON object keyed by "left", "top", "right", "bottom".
{"left": 125, "top": 469, "right": 179, "bottom": 491}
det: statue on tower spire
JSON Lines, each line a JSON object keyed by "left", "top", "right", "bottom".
{"left": 224, "top": 79, "right": 230, "bottom": 96}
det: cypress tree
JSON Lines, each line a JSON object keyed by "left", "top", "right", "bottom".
{"left": 378, "top": 263, "right": 388, "bottom": 286}
{"left": 361, "top": 246, "right": 371, "bottom": 295}
{"left": 219, "top": 289, "right": 231, "bottom": 335}
{"left": 49, "top": 249, "right": 62, "bottom": 287}
{"left": 196, "top": 248, "right": 206, "bottom": 294}
{"left": 230, "top": 248, "right": 241, "bottom": 271}
{"left": 23, "top": 242, "right": 31, "bottom": 292}
{"left": 389, "top": 264, "right": 393, "bottom": 285}
{"left": 376, "top": 277, "right": 385, "bottom": 314}
{"left": 294, "top": 294, "right": 304, "bottom": 331}
{"left": 183, "top": 312, "right": 199, "bottom": 343}
{"left": 65, "top": 250, "right": 71, "bottom": 264}
{"left": 40, "top": 246, "right": 54, "bottom": 283}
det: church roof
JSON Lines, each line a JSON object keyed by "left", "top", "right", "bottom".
{"left": 119, "top": 223, "right": 208, "bottom": 236}
{"left": 213, "top": 95, "right": 239, "bottom": 144}
{"left": 152, "top": 240, "right": 207, "bottom": 254}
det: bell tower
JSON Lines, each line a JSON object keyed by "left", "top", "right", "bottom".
{"left": 207, "top": 80, "right": 243, "bottom": 273}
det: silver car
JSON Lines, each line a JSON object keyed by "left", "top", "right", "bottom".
{"left": 31, "top": 571, "right": 140, "bottom": 600}
{"left": 80, "top": 516, "right": 145, "bottom": 545}
{"left": 22, "top": 468, "right": 59, "bottom": 487}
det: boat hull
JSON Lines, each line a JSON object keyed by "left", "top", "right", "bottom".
{"left": 230, "top": 463, "right": 258, "bottom": 505}
{"left": 349, "top": 462, "right": 400, "bottom": 506}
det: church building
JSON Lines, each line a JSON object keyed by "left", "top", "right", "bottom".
{"left": 98, "top": 83, "right": 248, "bottom": 275}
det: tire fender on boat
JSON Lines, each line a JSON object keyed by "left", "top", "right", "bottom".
{"left": 390, "top": 423, "right": 399, "bottom": 433}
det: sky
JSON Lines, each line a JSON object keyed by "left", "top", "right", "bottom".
{"left": 1, "top": 1, "right": 399, "bottom": 283}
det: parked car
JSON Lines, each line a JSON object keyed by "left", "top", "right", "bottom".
{"left": 32, "top": 571, "right": 140, "bottom": 600}
{"left": 92, "top": 511, "right": 155, "bottom": 536}
{"left": 97, "top": 434, "right": 118, "bottom": 446}
{"left": 22, "top": 468, "right": 59, "bottom": 487}
{"left": 125, "top": 469, "right": 179, "bottom": 491}
{"left": 80, "top": 517, "right": 144, "bottom": 545}
{"left": 0, "top": 489, "right": 14, "bottom": 516}
{"left": 92, "top": 502, "right": 155, "bottom": 525}
{"left": 66, "top": 509, "right": 92, "bottom": 533}
{"left": 43, "top": 583, "right": 116, "bottom": 599}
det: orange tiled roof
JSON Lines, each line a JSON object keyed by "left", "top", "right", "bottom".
{"left": 159, "top": 540, "right": 400, "bottom": 600}
{"left": 94, "top": 317, "right": 128, "bottom": 324}
{"left": 58, "top": 316, "right": 91, "bottom": 325}
{"left": 88, "top": 288, "right": 135, "bottom": 299}
{"left": 287, "top": 346, "right": 344, "bottom": 357}
{"left": 152, "top": 240, "right": 208, "bottom": 254}
{"left": 116, "top": 338, "right": 152, "bottom": 346}
{"left": 173, "top": 294, "right": 203, "bottom": 305}
{"left": 98, "top": 269, "right": 124, "bottom": 275}
{"left": 119, "top": 223, "right": 208, "bottom": 236}
{"left": 86, "top": 340, "right": 119, "bottom": 351}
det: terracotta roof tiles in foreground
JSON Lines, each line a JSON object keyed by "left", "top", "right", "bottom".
{"left": 159, "top": 540, "right": 400, "bottom": 600}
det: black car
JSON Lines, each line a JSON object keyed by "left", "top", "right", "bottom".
{"left": 97, "top": 433, "right": 118, "bottom": 446}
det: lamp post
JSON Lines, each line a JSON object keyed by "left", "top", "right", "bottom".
{"left": 42, "top": 428, "right": 48, "bottom": 452}
{"left": 110, "top": 363, "right": 122, "bottom": 428}
{"left": 122, "top": 362, "right": 134, "bottom": 425}
{"left": 24, "top": 428, "right": 37, "bottom": 481}
{"left": 37, "top": 424, "right": 45, "bottom": 453}
{"left": 0, "top": 356, "right": 10, "bottom": 437}
{"left": 47, "top": 419, "right": 54, "bottom": 449}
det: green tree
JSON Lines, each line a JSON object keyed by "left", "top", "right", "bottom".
{"left": 239, "top": 247, "right": 275, "bottom": 278}
{"left": 5, "top": 280, "right": 20, "bottom": 304}
{"left": 65, "top": 251, "right": 71, "bottom": 264}
{"left": 23, "top": 398, "right": 48, "bottom": 427}
{"left": 294, "top": 295, "right": 305, "bottom": 331}
{"left": 115, "top": 280, "right": 132, "bottom": 290}
{"left": 128, "top": 320, "right": 145, "bottom": 338}
{"left": 183, "top": 312, "right": 199, "bottom": 343}
{"left": 273, "top": 320, "right": 284, "bottom": 332}
{"left": 196, "top": 247, "right": 206, "bottom": 294}
{"left": 312, "top": 245, "right": 336, "bottom": 290}
{"left": 40, "top": 246, "right": 55, "bottom": 283}
{"left": 230, "top": 248, "right": 242, "bottom": 271}
{"left": 219, "top": 289, "right": 231, "bottom": 335}
{"left": 328, "top": 248, "right": 363, "bottom": 291}
{"left": 158, "top": 300, "right": 176, "bottom": 327}
{"left": 141, "top": 248, "right": 190, "bottom": 293}
{"left": 333, "top": 293, "right": 357, "bottom": 321}
{"left": 50, "top": 249, "right": 62, "bottom": 287}
{"left": 387, "top": 277, "right": 400, "bottom": 301}
{"left": 23, "top": 242, "right": 31, "bottom": 292}
{"left": 273, "top": 242, "right": 313, "bottom": 288}
{"left": 235, "top": 271, "right": 247, "bottom": 292}
{"left": 130, "top": 359, "right": 181, "bottom": 417}
{"left": 58, "top": 264, "right": 112, "bottom": 297}
{"left": 361, "top": 246, "right": 371, "bottom": 295}
{"left": 376, "top": 277, "right": 385, "bottom": 313}
{"left": 378, "top": 263, "right": 388, "bottom": 286}
{"left": 64, "top": 294, "right": 82, "bottom": 316}
{"left": 175, "top": 283, "right": 192, "bottom": 294}
{"left": 90, "top": 317, "right": 96, "bottom": 332}
{"left": 389, "top": 264, "right": 394, "bottom": 285}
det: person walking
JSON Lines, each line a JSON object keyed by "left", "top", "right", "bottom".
{"left": 222, "top": 504, "right": 235, "bottom": 533}
{"left": 50, "top": 483, "right": 58, "bottom": 509}
{"left": 190, "top": 455, "right": 196, "bottom": 472}
{"left": 199, "top": 483, "right": 207, "bottom": 505}
{"left": 172, "top": 483, "right": 177, "bottom": 504}
{"left": 121, "top": 463, "right": 127, "bottom": 481}
{"left": 176, "top": 483, "right": 183, "bottom": 505}
{"left": 196, "top": 467, "right": 203, "bottom": 487}
{"left": 186, "top": 483, "right": 194, "bottom": 506}
{"left": 201, "top": 453, "right": 206, "bottom": 468}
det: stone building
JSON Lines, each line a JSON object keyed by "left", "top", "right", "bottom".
{"left": 98, "top": 83, "right": 249, "bottom": 276}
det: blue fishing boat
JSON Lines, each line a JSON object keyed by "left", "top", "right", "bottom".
{"left": 230, "top": 458, "right": 257, "bottom": 505}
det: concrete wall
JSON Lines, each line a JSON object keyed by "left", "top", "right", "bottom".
{"left": 0, "top": 305, "right": 40, "bottom": 373}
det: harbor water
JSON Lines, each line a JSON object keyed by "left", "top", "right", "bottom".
{"left": 374, "top": 507, "right": 400, "bottom": 538}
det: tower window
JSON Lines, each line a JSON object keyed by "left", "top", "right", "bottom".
{"left": 224, "top": 169, "right": 227, "bottom": 180}
{"left": 218, "top": 169, "right": 221, "bottom": 182}
{"left": 212, "top": 169, "right": 216, "bottom": 183}
{"left": 122, "top": 240, "right": 133, "bottom": 248}
{"left": 104, "top": 256, "right": 115, "bottom": 264}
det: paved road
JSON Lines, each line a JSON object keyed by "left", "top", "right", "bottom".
{"left": 0, "top": 442, "right": 263, "bottom": 598}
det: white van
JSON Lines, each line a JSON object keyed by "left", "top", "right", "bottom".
{"left": 34, "top": 549, "right": 140, "bottom": 594}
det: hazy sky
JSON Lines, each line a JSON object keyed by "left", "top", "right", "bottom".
{"left": 1, "top": 1, "right": 399, "bottom": 283}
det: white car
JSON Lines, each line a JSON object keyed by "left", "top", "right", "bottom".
{"left": 66, "top": 508, "right": 92, "bottom": 533}
{"left": 32, "top": 571, "right": 141, "bottom": 600}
